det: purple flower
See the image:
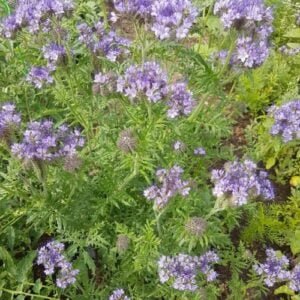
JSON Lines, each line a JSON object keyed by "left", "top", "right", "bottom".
{"left": 279, "top": 45, "right": 300, "bottom": 56}
{"left": 211, "top": 159, "right": 275, "bottom": 206}
{"left": 268, "top": 99, "right": 300, "bottom": 143}
{"left": 0, "top": 103, "right": 21, "bottom": 139}
{"left": 151, "top": 0, "right": 198, "bottom": 40}
{"left": 0, "top": 0, "right": 73, "bottom": 38}
{"left": 194, "top": 147, "right": 206, "bottom": 156}
{"left": 144, "top": 165, "right": 190, "bottom": 209}
{"left": 167, "top": 82, "right": 195, "bottom": 118}
{"left": 173, "top": 140, "right": 185, "bottom": 152}
{"left": 289, "top": 264, "right": 300, "bottom": 292}
{"left": 26, "top": 66, "right": 54, "bottom": 89}
{"left": 77, "top": 21, "right": 130, "bottom": 62}
{"left": 113, "top": 0, "right": 153, "bottom": 17}
{"left": 11, "top": 120, "right": 84, "bottom": 163}
{"left": 117, "top": 62, "right": 168, "bottom": 103}
{"left": 254, "top": 249, "right": 290, "bottom": 287}
{"left": 42, "top": 43, "right": 66, "bottom": 65}
{"left": 214, "top": 0, "right": 273, "bottom": 68}
{"left": 158, "top": 251, "right": 219, "bottom": 291}
{"left": 37, "top": 240, "right": 79, "bottom": 289}
{"left": 109, "top": 289, "right": 131, "bottom": 300}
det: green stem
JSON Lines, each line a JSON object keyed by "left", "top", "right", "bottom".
{"left": 0, "top": 288, "right": 58, "bottom": 300}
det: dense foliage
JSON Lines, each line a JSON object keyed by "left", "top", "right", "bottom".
{"left": 0, "top": 0, "right": 299, "bottom": 299}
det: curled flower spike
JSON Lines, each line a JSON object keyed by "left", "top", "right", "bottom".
{"left": 0, "top": 103, "right": 21, "bottom": 142}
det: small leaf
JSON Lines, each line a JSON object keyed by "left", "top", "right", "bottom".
{"left": 290, "top": 230, "right": 300, "bottom": 255}
{"left": 274, "top": 285, "right": 295, "bottom": 296}
{"left": 284, "top": 28, "right": 300, "bottom": 39}
{"left": 266, "top": 157, "right": 276, "bottom": 169}
{"left": 290, "top": 176, "right": 300, "bottom": 187}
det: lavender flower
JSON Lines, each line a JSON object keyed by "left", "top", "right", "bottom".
{"left": 151, "top": 0, "right": 198, "bottom": 40}
{"left": 11, "top": 120, "right": 84, "bottom": 163}
{"left": 26, "top": 66, "right": 54, "bottom": 89}
{"left": 289, "top": 264, "right": 300, "bottom": 292}
{"left": 92, "top": 72, "right": 117, "bottom": 95}
{"left": 167, "top": 82, "right": 195, "bottom": 118}
{"left": 144, "top": 165, "right": 191, "bottom": 209}
{"left": 279, "top": 45, "right": 300, "bottom": 56}
{"left": 214, "top": 0, "right": 273, "bottom": 31}
{"left": 173, "top": 140, "right": 185, "bottom": 152}
{"left": 78, "top": 21, "right": 130, "bottom": 62}
{"left": 194, "top": 147, "right": 206, "bottom": 156}
{"left": 268, "top": 99, "right": 300, "bottom": 143}
{"left": 109, "top": 288, "right": 131, "bottom": 300}
{"left": 211, "top": 159, "right": 275, "bottom": 206}
{"left": 117, "top": 62, "right": 168, "bottom": 103}
{"left": 0, "top": 103, "right": 21, "bottom": 140}
{"left": 254, "top": 249, "right": 290, "bottom": 287}
{"left": 158, "top": 251, "right": 219, "bottom": 291}
{"left": 214, "top": 0, "right": 273, "bottom": 68}
{"left": 42, "top": 43, "right": 66, "bottom": 65}
{"left": 37, "top": 240, "right": 79, "bottom": 289}
{"left": 198, "top": 251, "right": 219, "bottom": 282}
{"left": 0, "top": 0, "right": 73, "bottom": 38}
{"left": 113, "top": 0, "right": 153, "bottom": 17}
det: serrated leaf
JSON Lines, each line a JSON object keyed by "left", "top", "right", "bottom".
{"left": 82, "top": 251, "right": 96, "bottom": 275}
{"left": 290, "top": 230, "right": 300, "bottom": 255}
{"left": 16, "top": 251, "right": 36, "bottom": 283}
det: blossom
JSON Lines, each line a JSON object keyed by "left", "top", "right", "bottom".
{"left": 117, "top": 62, "right": 168, "bottom": 103}
{"left": 194, "top": 147, "right": 206, "bottom": 156}
{"left": 113, "top": 0, "right": 153, "bottom": 17}
{"left": 11, "top": 120, "right": 84, "bottom": 163}
{"left": 268, "top": 99, "right": 300, "bottom": 143}
{"left": 77, "top": 21, "right": 130, "bottom": 62}
{"left": 173, "top": 140, "right": 185, "bottom": 152}
{"left": 0, "top": 0, "right": 73, "bottom": 38}
{"left": 117, "top": 129, "right": 137, "bottom": 153}
{"left": 26, "top": 66, "right": 54, "bottom": 89}
{"left": 109, "top": 289, "right": 131, "bottom": 300}
{"left": 166, "top": 82, "right": 195, "bottom": 118}
{"left": 211, "top": 159, "right": 275, "bottom": 206}
{"left": 151, "top": 0, "right": 198, "bottom": 40}
{"left": 279, "top": 45, "right": 300, "bottom": 56}
{"left": 158, "top": 251, "right": 219, "bottom": 291}
{"left": 253, "top": 248, "right": 290, "bottom": 287}
{"left": 289, "top": 264, "right": 300, "bottom": 292}
{"left": 42, "top": 43, "right": 66, "bottom": 65}
{"left": 144, "top": 165, "right": 190, "bottom": 209}
{"left": 0, "top": 103, "right": 21, "bottom": 139}
{"left": 37, "top": 241, "right": 79, "bottom": 289}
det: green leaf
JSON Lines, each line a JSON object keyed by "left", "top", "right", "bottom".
{"left": 82, "top": 251, "right": 96, "bottom": 275}
{"left": 284, "top": 28, "right": 300, "bottom": 39}
{"left": 274, "top": 285, "right": 295, "bottom": 296}
{"left": 16, "top": 251, "right": 36, "bottom": 283}
{"left": 266, "top": 157, "right": 276, "bottom": 169}
{"left": 290, "top": 230, "right": 300, "bottom": 255}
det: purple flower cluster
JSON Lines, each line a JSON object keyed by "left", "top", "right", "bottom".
{"left": 173, "top": 140, "right": 185, "bottom": 152}
{"left": 117, "top": 62, "right": 168, "bottom": 103}
{"left": 37, "top": 241, "right": 79, "bottom": 289}
{"left": 166, "top": 82, "right": 195, "bottom": 118}
{"left": 254, "top": 249, "right": 290, "bottom": 287}
{"left": 143, "top": 165, "right": 190, "bottom": 209}
{"left": 42, "top": 43, "right": 66, "bottom": 68}
{"left": 279, "top": 45, "right": 300, "bottom": 56}
{"left": 113, "top": 0, "right": 153, "bottom": 17}
{"left": 194, "top": 147, "right": 206, "bottom": 156}
{"left": 158, "top": 251, "right": 219, "bottom": 291}
{"left": 0, "top": 103, "right": 21, "bottom": 139}
{"left": 92, "top": 72, "right": 117, "bottom": 95}
{"left": 268, "top": 99, "right": 300, "bottom": 143}
{"left": 11, "top": 120, "right": 84, "bottom": 162}
{"left": 254, "top": 249, "right": 300, "bottom": 291}
{"left": 211, "top": 159, "right": 275, "bottom": 206}
{"left": 214, "top": 0, "right": 273, "bottom": 68}
{"left": 109, "top": 289, "right": 131, "bottom": 300}
{"left": 0, "top": 0, "right": 73, "bottom": 38}
{"left": 112, "top": 0, "right": 197, "bottom": 40}
{"left": 151, "top": 0, "right": 198, "bottom": 40}
{"left": 77, "top": 21, "right": 130, "bottom": 62}
{"left": 26, "top": 66, "right": 54, "bottom": 89}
